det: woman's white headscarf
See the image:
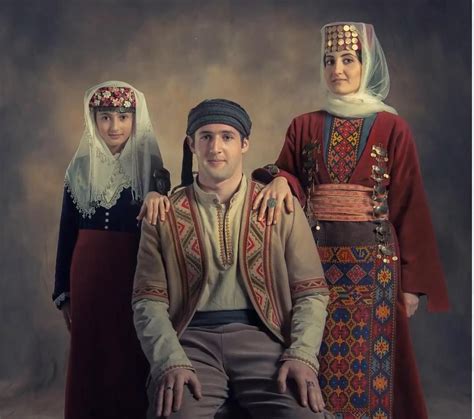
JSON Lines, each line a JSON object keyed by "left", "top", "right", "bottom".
{"left": 320, "top": 22, "right": 398, "bottom": 118}
{"left": 65, "top": 80, "right": 165, "bottom": 218}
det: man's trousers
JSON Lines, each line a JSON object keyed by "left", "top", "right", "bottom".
{"left": 147, "top": 323, "right": 334, "bottom": 419}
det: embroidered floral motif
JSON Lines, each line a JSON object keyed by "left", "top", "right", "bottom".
{"left": 375, "top": 302, "right": 391, "bottom": 322}
{"left": 373, "top": 337, "right": 390, "bottom": 357}
{"left": 89, "top": 86, "right": 136, "bottom": 110}
{"left": 318, "top": 244, "right": 396, "bottom": 417}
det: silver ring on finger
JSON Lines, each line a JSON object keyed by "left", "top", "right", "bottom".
{"left": 306, "top": 380, "right": 316, "bottom": 388}
{"left": 267, "top": 198, "right": 277, "bottom": 208}
{"left": 165, "top": 385, "right": 173, "bottom": 391}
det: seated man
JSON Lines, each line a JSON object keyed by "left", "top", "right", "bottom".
{"left": 132, "top": 99, "right": 333, "bottom": 419}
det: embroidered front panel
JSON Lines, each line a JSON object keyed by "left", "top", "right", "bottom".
{"left": 169, "top": 189, "right": 204, "bottom": 302}
{"left": 318, "top": 245, "right": 396, "bottom": 418}
{"left": 241, "top": 184, "right": 282, "bottom": 332}
{"left": 327, "top": 118, "right": 364, "bottom": 183}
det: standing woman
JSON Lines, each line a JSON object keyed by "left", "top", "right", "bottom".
{"left": 253, "top": 23, "right": 449, "bottom": 418}
{"left": 52, "top": 81, "right": 170, "bottom": 418}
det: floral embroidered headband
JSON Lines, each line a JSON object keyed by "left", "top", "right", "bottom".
{"left": 89, "top": 86, "right": 136, "bottom": 113}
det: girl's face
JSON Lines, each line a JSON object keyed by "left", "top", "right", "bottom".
{"left": 323, "top": 50, "right": 362, "bottom": 95}
{"left": 95, "top": 111, "right": 134, "bottom": 154}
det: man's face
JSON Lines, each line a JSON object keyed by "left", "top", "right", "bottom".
{"left": 188, "top": 124, "right": 249, "bottom": 185}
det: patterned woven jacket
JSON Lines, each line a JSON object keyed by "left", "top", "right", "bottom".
{"left": 132, "top": 180, "right": 329, "bottom": 378}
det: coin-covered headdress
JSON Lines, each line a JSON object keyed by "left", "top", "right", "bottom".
{"left": 320, "top": 22, "right": 397, "bottom": 117}
{"left": 323, "top": 23, "right": 361, "bottom": 54}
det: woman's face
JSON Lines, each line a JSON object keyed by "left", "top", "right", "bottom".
{"left": 323, "top": 50, "right": 362, "bottom": 95}
{"left": 95, "top": 111, "right": 134, "bottom": 154}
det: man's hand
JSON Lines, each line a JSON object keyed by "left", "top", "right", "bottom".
{"left": 403, "top": 292, "right": 420, "bottom": 318}
{"left": 61, "top": 301, "right": 72, "bottom": 332}
{"left": 137, "top": 192, "right": 170, "bottom": 225}
{"left": 155, "top": 368, "right": 202, "bottom": 417}
{"left": 277, "top": 360, "right": 324, "bottom": 413}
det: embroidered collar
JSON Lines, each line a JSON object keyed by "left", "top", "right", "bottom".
{"left": 193, "top": 174, "right": 248, "bottom": 207}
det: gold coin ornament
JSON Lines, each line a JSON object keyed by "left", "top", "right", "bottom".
{"left": 324, "top": 23, "right": 362, "bottom": 53}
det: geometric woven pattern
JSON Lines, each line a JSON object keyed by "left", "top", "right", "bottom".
{"left": 241, "top": 182, "right": 282, "bottom": 333}
{"left": 169, "top": 188, "right": 205, "bottom": 300}
{"left": 327, "top": 117, "right": 364, "bottom": 183}
{"left": 318, "top": 244, "right": 396, "bottom": 418}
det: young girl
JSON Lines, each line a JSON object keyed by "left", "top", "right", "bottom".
{"left": 53, "top": 81, "right": 170, "bottom": 418}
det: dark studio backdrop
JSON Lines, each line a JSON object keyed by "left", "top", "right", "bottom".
{"left": 0, "top": 0, "right": 471, "bottom": 417}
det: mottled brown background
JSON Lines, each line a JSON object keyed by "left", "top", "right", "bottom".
{"left": 0, "top": 0, "right": 470, "bottom": 417}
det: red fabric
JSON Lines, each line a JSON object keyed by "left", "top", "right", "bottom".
{"left": 66, "top": 230, "right": 148, "bottom": 419}
{"left": 271, "top": 110, "right": 449, "bottom": 312}
{"left": 253, "top": 110, "right": 450, "bottom": 418}
{"left": 393, "top": 288, "right": 429, "bottom": 419}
